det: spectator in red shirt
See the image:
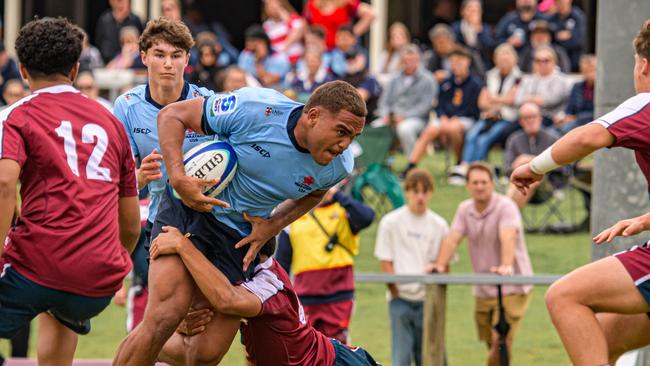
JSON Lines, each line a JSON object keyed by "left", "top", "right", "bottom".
{"left": 304, "top": 0, "right": 375, "bottom": 50}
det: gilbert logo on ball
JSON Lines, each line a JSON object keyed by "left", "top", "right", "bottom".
{"left": 173, "top": 140, "right": 238, "bottom": 199}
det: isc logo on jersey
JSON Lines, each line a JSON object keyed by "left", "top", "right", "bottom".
{"left": 211, "top": 95, "right": 237, "bottom": 116}
{"left": 174, "top": 140, "right": 238, "bottom": 198}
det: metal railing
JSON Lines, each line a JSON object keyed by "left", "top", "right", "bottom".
{"left": 354, "top": 273, "right": 561, "bottom": 366}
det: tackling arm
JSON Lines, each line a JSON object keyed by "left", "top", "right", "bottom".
{"left": 150, "top": 227, "right": 262, "bottom": 317}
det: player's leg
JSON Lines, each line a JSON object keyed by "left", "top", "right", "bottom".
{"left": 36, "top": 312, "right": 78, "bottom": 366}
{"left": 158, "top": 331, "right": 187, "bottom": 366}
{"left": 545, "top": 256, "right": 650, "bottom": 366}
{"left": 114, "top": 187, "right": 201, "bottom": 365}
{"left": 183, "top": 310, "right": 240, "bottom": 366}
{"left": 113, "top": 254, "right": 195, "bottom": 365}
{"left": 596, "top": 312, "right": 650, "bottom": 364}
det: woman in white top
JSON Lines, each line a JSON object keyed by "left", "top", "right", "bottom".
{"left": 373, "top": 22, "right": 411, "bottom": 77}
{"left": 515, "top": 45, "right": 570, "bottom": 123}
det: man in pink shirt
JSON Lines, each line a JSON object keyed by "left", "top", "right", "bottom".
{"left": 432, "top": 162, "right": 533, "bottom": 366}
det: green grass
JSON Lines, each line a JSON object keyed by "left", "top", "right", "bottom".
{"left": 0, "top": 153, "right": 592, "bottom": 365}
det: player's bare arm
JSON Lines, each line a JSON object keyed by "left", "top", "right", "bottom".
{"left": 118, "top": 196, "right": 142, "bottom": 253}
{"left": 235, "top": 189, "right": 327, "bottom": 271}
{"left": 511, "top": 123, "right": 615, "bottom": 195}
{"left": 0, "top": 159, "right": 20, "bottom": 256}
{"left": 593, "top": 212, "right": 650, "bottom": 244}
{"left": 434, "top": 230, "right": 464, "bottom": 273}
{"left": 150, "top": 226, "right": 262, "bottom": 318}
{"left": 158, "top": 98, "right": 228, "bottom": 212}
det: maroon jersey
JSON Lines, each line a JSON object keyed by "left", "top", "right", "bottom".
{"left": 594, "top": 93, "right": 650, "bottom": 192}
{"left": 241, "top": 258, "right": 336, "bottom": 366}
{"left": 0, "top": 85, "right": 137, "bottom": 297}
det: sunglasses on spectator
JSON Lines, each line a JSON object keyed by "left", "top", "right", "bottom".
{"left": 534, "top": 58, "right": 552, "bottom": 64}
{"left": 77, "top": 84, "right": 94, "bottom": 91}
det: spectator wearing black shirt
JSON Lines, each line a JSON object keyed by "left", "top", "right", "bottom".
{"left": 95, "top": 0, "right": 144, "bottom": 64}
{"left": 554, "top": 54, "right": 596, "bottom": 134}
{"left": 451, "top": 0, "right": 497, "bottom": 70}
{"left": 495, "top": 0, "right": 548, "bottom": 54}
{"left": 549, "top": 0, "right": 586, "bottom": 72}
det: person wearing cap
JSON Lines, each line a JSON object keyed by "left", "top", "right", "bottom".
{"left": 518, "top": 19, "right": 571, "bottom": 73}
{"left": 237, "top": 24, "right": 291, "bottom": 89}
{"left": 495, "top": 0, "right": 548, "bottom": 54}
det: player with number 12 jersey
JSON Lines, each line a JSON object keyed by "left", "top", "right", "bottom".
{"left": 0, "top": 83, "right": 137, "bottom": 297}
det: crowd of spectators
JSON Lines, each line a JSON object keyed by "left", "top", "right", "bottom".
{"left": 0, "top": 0, "right": 592, "bottom": 179}
{"left": 59, "top": 0, "right": 590, "bottom": 188}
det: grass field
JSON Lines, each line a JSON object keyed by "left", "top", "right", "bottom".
{"left": 0, "top": 153, "right": 593, "bottom": 365}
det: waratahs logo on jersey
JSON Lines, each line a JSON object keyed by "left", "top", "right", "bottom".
{"left": 211, "top": 95, "right": 237, "bottom": 116}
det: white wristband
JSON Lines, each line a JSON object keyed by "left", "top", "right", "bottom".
{"left": 530, "top": 146, "right": 560, "bottom": 175}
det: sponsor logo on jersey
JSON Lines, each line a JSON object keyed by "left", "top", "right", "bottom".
{"left": 211, "top": 95, "right": 237, "bottom": 116}
{"left": 133, "top": 127, "right": 151, "bottom": 134}
{"left": 264, "top": 106, "right": 283, "bottom": 117}
{"left": 250, "top": 143, "right": 271, "bottom": 158}
{"left": 294, "top": 176, "right": 315, "bottom": 193}
{"left": 303, "top": 176, "right": 315, "bottom": 185}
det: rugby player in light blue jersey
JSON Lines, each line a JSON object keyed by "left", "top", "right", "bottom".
{"left": 113, "top": 80, "right": 367, "bottom": 365}
{"left": 111, "top": 17, "right": 215, "bottom": 332}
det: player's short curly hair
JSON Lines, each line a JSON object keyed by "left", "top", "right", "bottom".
{"left": 139, "top": 17, "right": 194, "bottom": 53}
{"left": 304, "top": 80, "right": 367, "bottom": 118}
{"left": 634, "top": 19, "right": 650, "bottom": 61}
{"left": 15, "top": 17, "right": 83, "bottom": 78}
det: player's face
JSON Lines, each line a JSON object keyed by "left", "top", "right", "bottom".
{"left": 308, "top": 108, "right": 364, "bottom": 165}
{"left": 466, "top": 169, "right": 493, "bottom": 203}
{"left": 406, "top": 184, "right": 432, "bottom": 215}
{"left": 142, "top": 41, "right": 189, "bottom": 87}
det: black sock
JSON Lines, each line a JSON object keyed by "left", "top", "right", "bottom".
{"left": 405, "top": 162, "right": 416, "bottom": 173}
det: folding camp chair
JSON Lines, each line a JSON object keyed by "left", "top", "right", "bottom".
{"left": 521, "top": 165, "right": 591, "bottom": 234}
{"left": 347, "top": 125, "right": 405, "bottom": 218}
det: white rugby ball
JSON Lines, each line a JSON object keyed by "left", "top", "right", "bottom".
{"left": 181, "top": 140, "right": 238, "bottom": 197}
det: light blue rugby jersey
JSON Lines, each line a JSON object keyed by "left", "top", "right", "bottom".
{"left": 201, "top": 87, "right": 354, "bottom": 236}
{"left": 114, "top": 82, "right": 216, "bottom": 223}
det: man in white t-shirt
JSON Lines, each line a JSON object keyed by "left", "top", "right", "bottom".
{"left": 374, "top": 168, "right": 449, "bottom": 366}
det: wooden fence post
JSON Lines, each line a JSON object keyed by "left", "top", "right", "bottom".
{"left": 422, "top": 284, "right": 446, "bottom": 366}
